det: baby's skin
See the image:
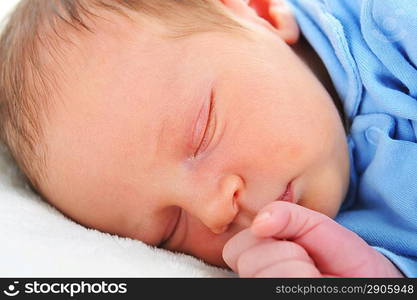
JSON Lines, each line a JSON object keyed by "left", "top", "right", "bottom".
{"left": 223, "top": 201, "right": 404, "bottom": 277}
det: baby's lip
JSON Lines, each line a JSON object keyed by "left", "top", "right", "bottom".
{"left": 230, "top": 181, "right": 295, "bottom": 231}
{"left": 276, "top": 180, "right": 295, "bottom": 203}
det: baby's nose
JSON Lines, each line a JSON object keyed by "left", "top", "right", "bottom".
{"left": 210, "top": 224, "right": 230, "bottom": 235}
{"left": 190, "top": 174, "right": 244, "bottom": 235}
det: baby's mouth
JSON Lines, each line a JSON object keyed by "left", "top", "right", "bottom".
{"left": 276, "top": 180, "right": 295, "bottom": 203}
{"left": 229, "top": 180, "right": 296, "bottom": 233}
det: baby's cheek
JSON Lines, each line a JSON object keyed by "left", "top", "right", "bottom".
{"left": 264, "top": 135, "right": 311, "bottom": 175}
{"left": 191, "top": 230, "right": 236, "bottom": 268}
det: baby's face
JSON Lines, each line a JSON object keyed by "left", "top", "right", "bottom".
{"left": 42, "top": 11, "right": 349, "bottom": 268}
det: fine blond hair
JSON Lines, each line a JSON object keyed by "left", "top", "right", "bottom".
{"left": 0, "top": 0, "right": 247, "bottom": 195}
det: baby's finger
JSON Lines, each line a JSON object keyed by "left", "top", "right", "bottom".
{"left": 251, "top": 201, "right": 329, "bottom": 238}
{"left": 235, "top": 240, "right": 316, "bottom": 277}
{"left": 254, "top": 260, "right": 321, "bottom": 278}
{"left": 250, "top": 201, "right": 377, "bottom": 276}
{"left": 222, "top": 228, "right": 270, "bottom": 272}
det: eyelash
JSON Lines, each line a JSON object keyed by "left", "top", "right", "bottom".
{"left": 193, "top": 91, "right": 216, "bottom": 157}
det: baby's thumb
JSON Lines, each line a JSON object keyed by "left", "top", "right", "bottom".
{"left": 251, "top": 201, "right": 377, "bottom": 276}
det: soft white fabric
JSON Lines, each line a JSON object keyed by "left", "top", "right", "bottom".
{"left": 0, "top": 1, "right": 233, "bottom": 277}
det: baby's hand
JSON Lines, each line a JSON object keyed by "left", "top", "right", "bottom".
{"left": 223, "top": 201, "right": 404, "bottom": 277}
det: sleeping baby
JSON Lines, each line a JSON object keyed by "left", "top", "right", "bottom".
{"left": 1, "top": 0, "right": 416, "bottom": 277}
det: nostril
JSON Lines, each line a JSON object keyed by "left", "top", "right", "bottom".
{"left": 232, "top": 191, "right": 239, "bottom": 211}
{"left": 212, "top": 225, "right": 229, "bottom": 235}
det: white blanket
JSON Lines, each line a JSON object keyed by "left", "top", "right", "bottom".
{"left": 0, "top": 1, "right": 233, "bottom": 277}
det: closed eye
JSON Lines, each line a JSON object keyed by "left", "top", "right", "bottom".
{"left": 194, "top": 90, "right": 216, "bottom": 157}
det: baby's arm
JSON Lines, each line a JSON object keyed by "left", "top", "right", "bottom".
{"left": 223, "top": 201, "right": 404, "bottom": 277}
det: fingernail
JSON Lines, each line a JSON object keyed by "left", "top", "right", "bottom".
{"left": 253, "top": 211, "right": 271, "bottom": 225}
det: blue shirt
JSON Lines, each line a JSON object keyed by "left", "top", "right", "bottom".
{"left": 288, "top": 0, "right": 417, "bottom": 277}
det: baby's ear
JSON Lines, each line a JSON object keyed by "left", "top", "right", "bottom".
{"left": 219, "top": 0, "right": 299, "bottom": 45}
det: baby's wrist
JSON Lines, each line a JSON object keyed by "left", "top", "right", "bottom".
{"left": 374, "top": 251, "right": 404, "bottom": 277}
